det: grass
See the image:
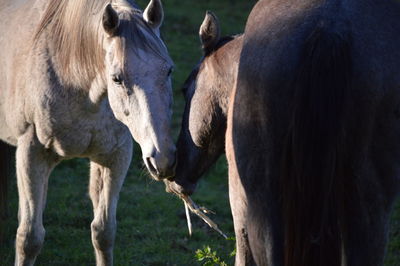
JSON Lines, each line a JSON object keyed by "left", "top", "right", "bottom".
{"left": 1, "top": 0, "right": 399, "bottom": 265}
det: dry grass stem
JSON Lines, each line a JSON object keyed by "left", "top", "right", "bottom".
{"left": 179, "top": 194, "right": 228, "bottom": 239}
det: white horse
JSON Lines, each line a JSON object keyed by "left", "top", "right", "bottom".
{"left": 0, "top": 0, "right": 176, "bottom": 265}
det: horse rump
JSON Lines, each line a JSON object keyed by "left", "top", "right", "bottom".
{"left": 282, "top": 22, "right": 352, "bottom": 266}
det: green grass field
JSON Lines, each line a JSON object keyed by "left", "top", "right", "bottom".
{"left": 1, "top": 0, "right": 399, "bottom": 265}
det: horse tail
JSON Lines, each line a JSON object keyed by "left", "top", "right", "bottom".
{"left": 282, "top": 22, "right": 352, "bottom": 266}
{"left": 0, "top": 141, "right": 13, "bottom": 243}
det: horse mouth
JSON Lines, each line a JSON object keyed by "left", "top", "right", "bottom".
{"left": 164, "top": 179, "right": 196, "bottom": 196}
{"left": 145, "top": 157, "right": 176, "bottom": 181}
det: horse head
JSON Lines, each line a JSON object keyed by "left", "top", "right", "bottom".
{"left": 102, "top": 0, "right": 176, "bottom": 180}
{"left": 166, "top": 12, "right": 242, "bottom": 195}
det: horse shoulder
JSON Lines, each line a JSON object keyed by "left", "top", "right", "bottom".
{"left": 33, "top": 84, "right": 129, "bottom": 158}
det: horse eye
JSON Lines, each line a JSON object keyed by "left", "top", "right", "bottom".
{"left": 112, "top": 74, "right": 123, "bottom": 85}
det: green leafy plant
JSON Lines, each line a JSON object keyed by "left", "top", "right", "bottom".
{"left": 195, "top": 237, "right": 236, "bottom": 266}
{"left": 196, "top": 246, "right": 228, "bottom": 266}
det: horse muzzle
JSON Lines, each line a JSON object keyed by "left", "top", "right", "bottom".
{"left": 144, "top": 149, "right": 177, "bottom": 180}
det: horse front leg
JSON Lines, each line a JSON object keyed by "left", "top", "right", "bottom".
{"left": 15, "top": 127, "right": 58, "bottom": 266}
{"left": 228, "top": 162, "right": 256, "bottom": 266}
{"left": 89, "top": 139, "right": 133, "bottom": 266}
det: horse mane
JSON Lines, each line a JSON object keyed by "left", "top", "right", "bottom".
{"left": 182, "top": 34, "right": 242, "bottom": 95}
{"left": 34, "top": 0, "right": 171, "bottom": 89}
{"left": 212, "top": 35, "right": 237, "bottom": 52}
{"left": 205, "top": 34, "right": 242, "bottom": 56}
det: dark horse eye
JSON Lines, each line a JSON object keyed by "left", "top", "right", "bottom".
{"left": 112, "top": 74, "right": 122, "bottom": 85}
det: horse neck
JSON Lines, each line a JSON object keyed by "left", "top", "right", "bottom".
{"left": 54, "top": 39, "right": 106, "bottom": 93}
{"left": 40, "top": 1, "right": 108, "bottom": 93}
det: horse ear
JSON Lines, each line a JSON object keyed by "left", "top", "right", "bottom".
{"left": 144, "top": 0, "right": 164, "bottom": 30}
{"left": 199, "top": 11, "right": 221, "bottom": 54}
{"left": 103, "top": 4, "right": 119, "bottom": 36}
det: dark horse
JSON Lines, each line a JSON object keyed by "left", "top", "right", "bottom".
{"left": 166, "top": 12, "right": 242, "bottom": 196}
{"left": 169, "top": 0, "right": 400, "bottom": 265}
{"left": 165, "top": 11, "right": 257, "bottom": 265}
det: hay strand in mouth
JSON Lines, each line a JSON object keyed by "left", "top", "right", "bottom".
{"left": 184, "top": 201, "right": 192, "bottom": 236}
{"left": 180, "top": 194, "right": 228, "bottom": 239}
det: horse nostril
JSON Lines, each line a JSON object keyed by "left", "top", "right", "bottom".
{"left": 146, "top": 157, "right": 158, "bottom": 176}
{"left": 145, "top": 151, "right": 176, "bottom": 180}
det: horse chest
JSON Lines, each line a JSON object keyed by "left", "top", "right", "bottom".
{"left": 34, "top": 100, "right": 129, "bottom": 159}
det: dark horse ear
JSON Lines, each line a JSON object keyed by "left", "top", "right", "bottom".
{"left": 103, "top": 4, "right": 120, "bottom": 36}
{"left": 199, "top": 11, "right": 221, "bottom": 54}
{"left": 144, "top": 0, "right": 164, "bottom": 30}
